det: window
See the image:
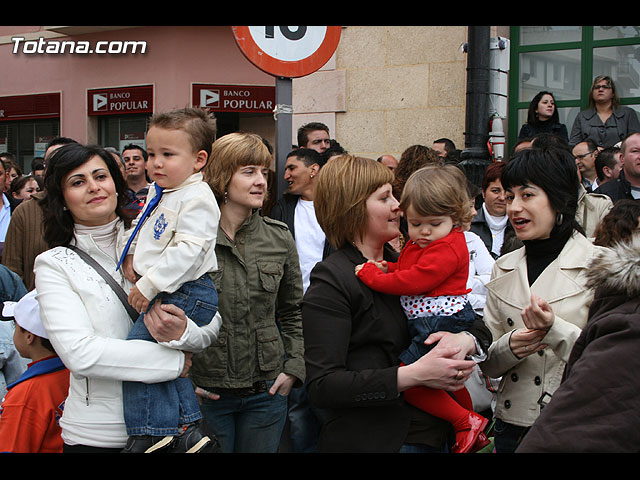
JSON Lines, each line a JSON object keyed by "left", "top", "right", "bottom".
{"left": 509, "top": 26, "right": 640, "bottom": 150}
{"left": 0, "top": 119, "right": 60, "bottom": 173}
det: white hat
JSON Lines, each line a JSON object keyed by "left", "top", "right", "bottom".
{"left": 1, "top": 290, "right": 48, "bottom": 339}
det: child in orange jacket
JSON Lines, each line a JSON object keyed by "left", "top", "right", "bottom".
{"left": 0, "top": 290, "right": 69, "bottom": 453}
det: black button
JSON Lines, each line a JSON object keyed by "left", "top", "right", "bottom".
{"left": 534, "top": 376, "right": 542, "bottom": 385}
{"left": 511, "top": 373, "right": 518, "bottom": 382}
{"left": 507, "top": 318, "right": 514, "bottom": 326}
{"left": 504, "top": 400, "right": 511, "bottom": 408}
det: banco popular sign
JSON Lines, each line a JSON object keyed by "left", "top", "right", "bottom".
{"left": 88, "top": 85, "right": 153, "bottom": 116}
{"left": 193, "top": 84, "right": 275, "bottom": 113}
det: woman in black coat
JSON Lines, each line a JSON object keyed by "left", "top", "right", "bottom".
{"left": 302, "top": 154, "right": 492, "bottom": 453}
{"left": 518, "top": 91, "right": 568, "bottom": 144}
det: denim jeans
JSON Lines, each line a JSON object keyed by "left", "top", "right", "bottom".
{"left": 493, "top": 418, "right": 530, "bottom": 453}
{"left": 123, "top": 274, "right": 218, "bottom": 436}
{"left": 398, "top": 441, "right": 449, "bottom": 453}
{"left": 287, "top": 382, "right": 323, "bottom": 452}
{"left": 199, "top": 380, "right": 288, "bottom": 453}
{"left": 399, "top": 301, "right": 476, "bottom": 366}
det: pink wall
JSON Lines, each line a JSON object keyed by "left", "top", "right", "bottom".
{"left": 0, "top": 26, "right": 274, "bottom": 142}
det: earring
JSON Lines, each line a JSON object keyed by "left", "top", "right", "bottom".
{"left": 556, "top": 212, "right": 563, "bottom": 225}
{"left": 223, "top": 191, "right": 228, "bottom": 204}
{"left": 63, "top": 206, "right": 68, "bottom": 211}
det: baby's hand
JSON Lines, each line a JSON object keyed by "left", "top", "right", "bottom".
{"left": 122, "top": 255, "right": 138, "bottom": 284}
{"left": 355, "top": 259, "right": 388, "bottom": 276}
{"left": 128, "top": 285, "right": 150, "bottom": 313}
{"left": 372, "top": 260, "right": 388, "bottom": 273}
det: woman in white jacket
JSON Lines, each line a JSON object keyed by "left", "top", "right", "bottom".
{"left": 34, "top": 144, "right": 220, "bottom": 452}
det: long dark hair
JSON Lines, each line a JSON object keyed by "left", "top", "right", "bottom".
{"left": 40, "top": 143, "right": 129, "bottom": 247}
{"left": 527, "top": 91, "right": 560, "bottom": 125}
{"left": 501, "top": 147, "right": 584, "bottom": 239}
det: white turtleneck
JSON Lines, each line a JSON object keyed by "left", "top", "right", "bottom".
{"left": 482, "top": 203, "right": 508, "bottom": 256}
{"left": 74, "top": 218, "right": 119, "bottom": 260}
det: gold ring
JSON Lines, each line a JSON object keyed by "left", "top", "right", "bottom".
{"left": 456, "top": 370, "right": 464, "bottom": 381}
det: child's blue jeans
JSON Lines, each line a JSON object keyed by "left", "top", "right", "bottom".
{"left": 399, "top": 301, "right": 476, "bottom": 366}
{"left": 123, "top": 274, "right": 218, "bottom": 437}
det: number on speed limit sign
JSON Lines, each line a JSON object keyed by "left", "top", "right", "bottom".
{"left": 231, "top": 26, "right": 341, "bottom": 78}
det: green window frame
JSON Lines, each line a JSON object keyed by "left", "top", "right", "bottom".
{"left": 508, "top": 26, "right": 640, "bottom": 151}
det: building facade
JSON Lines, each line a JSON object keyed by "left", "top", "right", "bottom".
{"left": 1, "top": 25, "right": 639, "bottom": 176}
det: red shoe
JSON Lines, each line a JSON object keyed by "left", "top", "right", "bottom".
{"left": 452, "top": 411, "right": 488, "bottom": 453}
{"left": 469, "top": 431, "right": 491, "bottom": 453}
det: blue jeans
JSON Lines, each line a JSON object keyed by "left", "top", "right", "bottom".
{"left": 199, "top": 380, "right": 288, "bottom": 453}
{"left": 493, "top": 418, "right": 530, "bottom": 453}
{"left": 123, "top": 274, "right": 218, "bottom": 436}
{"left": 398, "top": 442, "right": 449, "bottom": 453}
{"left": 287, "top": 382, "right": 323, "bottom": 452}
{"left": 399, "top": 301, "right": 476, "bottom": 366}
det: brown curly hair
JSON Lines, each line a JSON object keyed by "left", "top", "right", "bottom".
{"left": 594, "top": 200, "right": 640, "bottom": 248}
{"left": 392, "top": 145, "right": 442, "bottom": 199}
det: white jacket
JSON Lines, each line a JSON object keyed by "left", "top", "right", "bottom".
{"left": 120, "top": 173, "right": 220, "bottom": 301}
{"left": 465, "top": 230, "right": 495, "bottom": 314}
{"left": 34, "top": 221, "right": 220, "bottom": 449}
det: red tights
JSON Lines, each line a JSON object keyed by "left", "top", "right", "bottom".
{"left": 401, "top": 362, "right": 473, "bottom": 431}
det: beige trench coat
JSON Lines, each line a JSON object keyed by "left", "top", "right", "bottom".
{"left": 479, "top": 232, "right": 606, "bottom": 427}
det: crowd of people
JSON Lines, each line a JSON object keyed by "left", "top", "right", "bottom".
{"left": 0, "top": 75, "right": 639, "bottom": 454}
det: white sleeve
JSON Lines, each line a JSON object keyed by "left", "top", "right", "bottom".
{"left": 34, "top": 253, "right": 184, "bottom": 384}
{"left": 158, "top": 311, "right": 222, "bottom": 353}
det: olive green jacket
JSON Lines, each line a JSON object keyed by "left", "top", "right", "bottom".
{"left": 191, "top": 210, "right": 305, "bottom": 389}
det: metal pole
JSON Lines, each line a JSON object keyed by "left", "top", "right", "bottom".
{"left": 460, "top": 26, "right": 491, "bottom": 188}
{"left": 275, "top": 76, "right": 293, "bottom": 201}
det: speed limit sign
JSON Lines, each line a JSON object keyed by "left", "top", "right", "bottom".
{"left": 231, "top": 26, "right": 341, "bottom": 78}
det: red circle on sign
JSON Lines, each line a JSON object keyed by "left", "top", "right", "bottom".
{"left": 231, "top": 26, "right": 341, "bottom": 78}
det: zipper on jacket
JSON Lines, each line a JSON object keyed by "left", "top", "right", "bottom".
{"left": 85, "top": 378, "right": 89, "bottom": 406}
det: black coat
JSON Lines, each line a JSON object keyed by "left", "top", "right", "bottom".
{"left": 302, "top": 243, "right": 492, "bottom": 452}
{"left": 469, "top": 207, "right": 519, "bottom": 259}
{"left": 518, "top": 121, "right": 568, "bottom": 143}
{"left": 594, "top": 170, "right": 638, "bottom": 204}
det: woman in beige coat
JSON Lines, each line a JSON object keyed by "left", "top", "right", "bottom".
{"left": 480, "top": 147, "right": 606, "bottom": 453}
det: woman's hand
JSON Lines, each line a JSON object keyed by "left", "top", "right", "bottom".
{"left": 143, "top": 299, "right": 188, "bottom": 343}
{"left": 397, "top": 338, "right": 477, "bottom": 393}
{"left": 509, "top": 327, "right": 547, "bottom": 359}
{"left": 521, "top": 293, "right": 555, "bottom": 331}
{"left": 194, "top": 386, "right": 220, "bottom": 402}
{"left": 269, "top": 372, "right": 296, "bottom": 396}
{"left": 128, "top": 285, "right": 150, "bottom": 313}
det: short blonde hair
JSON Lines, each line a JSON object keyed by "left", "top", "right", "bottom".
{"left": 399, "top": 164, "right": 472, "bottom": 226}
{"left": 314, "top": 154, "right": 394, "bottom": 249}
{"left": 204, "top": 132, "right": 272, "bottom": 204}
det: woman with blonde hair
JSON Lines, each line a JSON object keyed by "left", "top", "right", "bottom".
{"left": 303, "top": 154, "right": 491, "bottom": 453}
{"left": 188, "top": 132, "right": 305, "bottom": 453}
{"left": 569, "top": 75, "right": 640, "bottom": 148}
{"left": 355, "top": 165, "right": 489, "bottom": 453}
